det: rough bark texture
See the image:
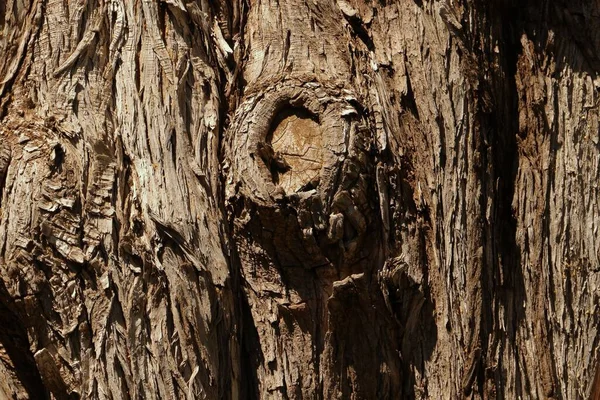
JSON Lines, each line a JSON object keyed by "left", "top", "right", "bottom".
{"left": 1, "top": 0, "right": 599, "bottom": 399}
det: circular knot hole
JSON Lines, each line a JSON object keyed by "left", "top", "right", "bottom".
{"left": 266, "top": 107, "right": 323, "bottom": 193}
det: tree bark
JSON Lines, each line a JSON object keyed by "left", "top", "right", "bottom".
{"left": 1, "top": 0, "right": 599, "bottom": 399}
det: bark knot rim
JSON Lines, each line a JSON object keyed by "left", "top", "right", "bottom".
{"left": 227, "top": 81, "right": 361, "bottom": 207}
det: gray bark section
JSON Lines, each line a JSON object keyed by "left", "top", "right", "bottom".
{"left": 0, "top": 0, "right": 599, "bottom": 399}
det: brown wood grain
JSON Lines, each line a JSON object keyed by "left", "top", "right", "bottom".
{"left": 0, "top": 0, "right": 599, "bottom": 398}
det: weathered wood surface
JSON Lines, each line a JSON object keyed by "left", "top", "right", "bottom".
{"left": 0, "top": 0, "right": 599, "bottom": 399}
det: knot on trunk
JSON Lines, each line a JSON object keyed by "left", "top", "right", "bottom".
{"left": 226, "top": 80, "right": 377, "bottom": 268}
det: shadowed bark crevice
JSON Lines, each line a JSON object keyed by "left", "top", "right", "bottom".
{"left": 0, "top": 284, "right": 48, "bottom": 399}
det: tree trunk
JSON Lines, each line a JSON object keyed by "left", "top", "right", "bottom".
{"left": 0, "top": 0, "right": 599, "bottom": 398}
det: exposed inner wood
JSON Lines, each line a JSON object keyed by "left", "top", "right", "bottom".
{"left": 267, "top": 107, "right": 322, "bottom": 193}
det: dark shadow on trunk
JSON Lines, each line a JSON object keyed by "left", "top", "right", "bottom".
{"left": 0, "top": 282, "right": 48, "bottom": 399}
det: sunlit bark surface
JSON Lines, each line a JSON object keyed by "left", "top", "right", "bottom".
{"left": 1, "top": 0, "right": 600, "bottom": 399}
